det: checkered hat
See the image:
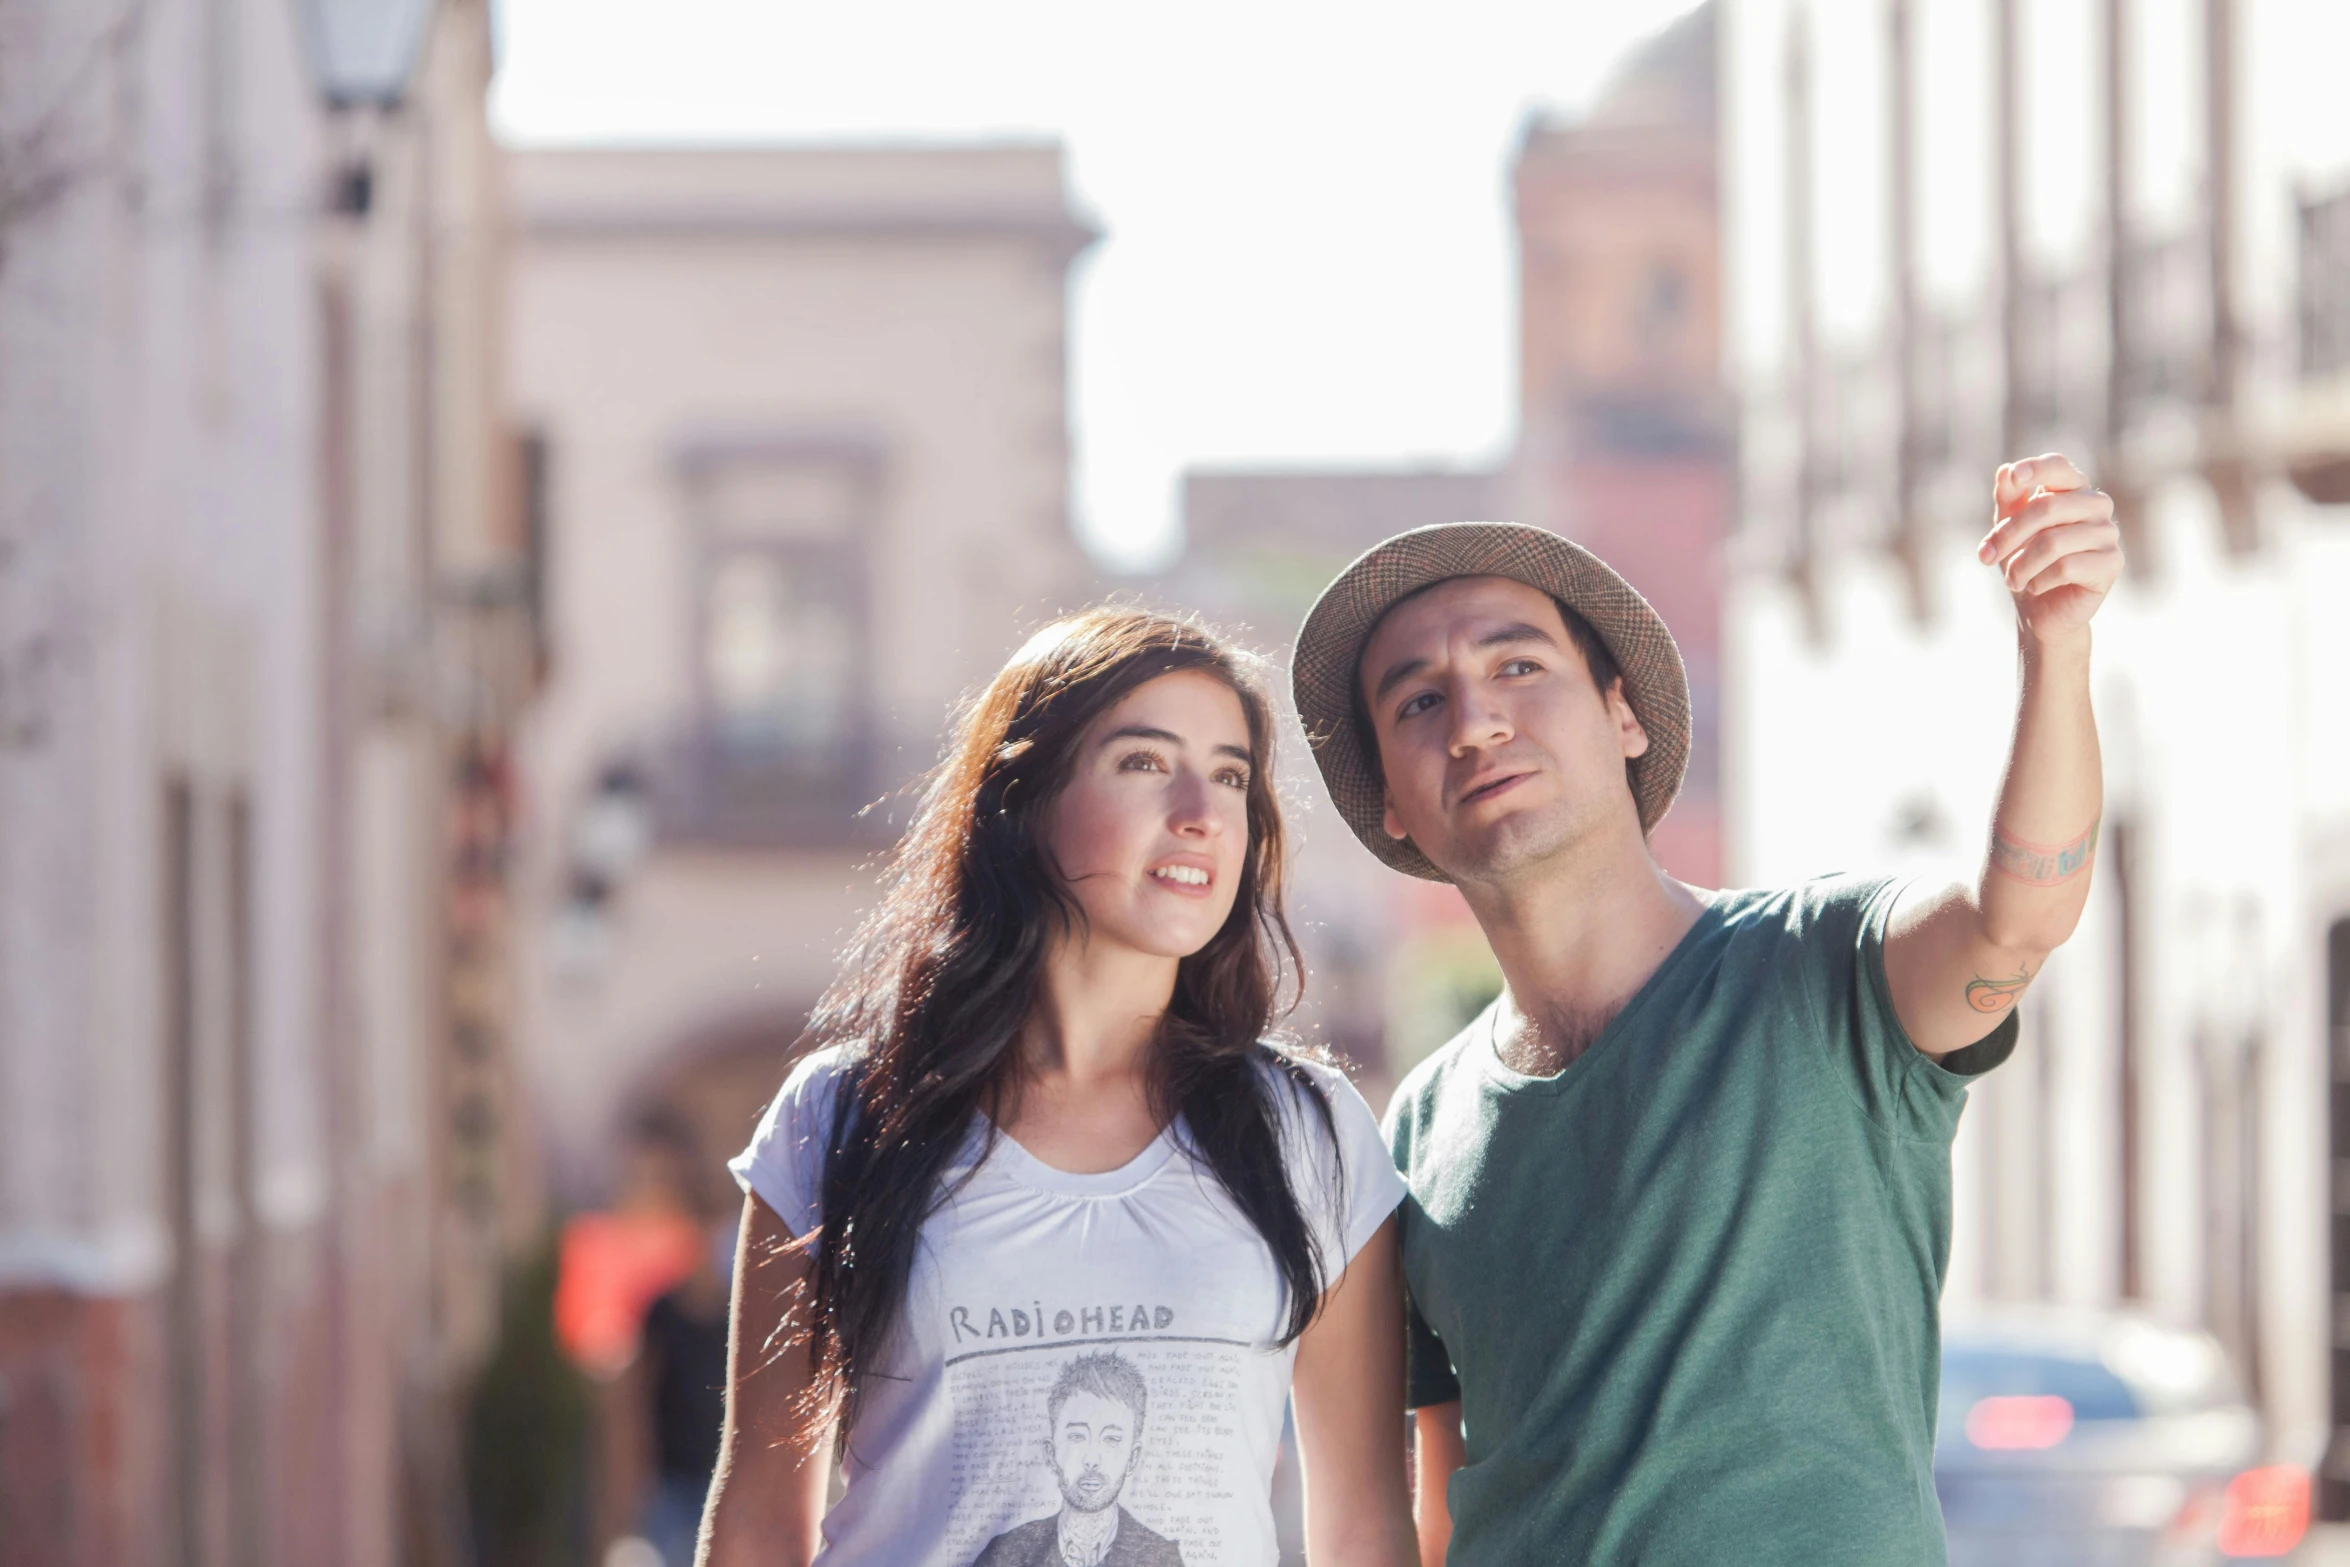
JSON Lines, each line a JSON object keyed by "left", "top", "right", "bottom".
{"left": 1289, "top": 522, "right": 1690, "bottom": 882}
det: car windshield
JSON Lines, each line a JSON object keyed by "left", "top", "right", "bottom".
{"left": 1940, "top": 1346, "right": 2140, "bottom": 1432}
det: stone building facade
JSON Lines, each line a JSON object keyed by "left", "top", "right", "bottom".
{"left": 503, "top": 143, "right": 1099, "bottom": 1197}
{"left": 1725, "top": 0, "right": 2350, "bottom": 1508}
{"left": 0, "top": 1, "right": 532, "bottom": 1561}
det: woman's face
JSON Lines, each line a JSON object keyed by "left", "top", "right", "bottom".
{"left": 1039, "top": 668, "right": 1255, "bottom": 962}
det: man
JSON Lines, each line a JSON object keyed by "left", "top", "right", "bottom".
{"left": 1288, "top": 457, "right": 2121, "bottom": 1565}
{"left": 973, "top": 1351, "right": 1185, "bottom": 1567}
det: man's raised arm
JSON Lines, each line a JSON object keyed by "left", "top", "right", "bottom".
{"left": 1885, "top": 453, "right": 2125, "bottom": 1057}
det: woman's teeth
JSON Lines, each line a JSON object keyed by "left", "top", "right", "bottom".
{"left": 1151, "top": 865, "right": 1209, "bottom": 886}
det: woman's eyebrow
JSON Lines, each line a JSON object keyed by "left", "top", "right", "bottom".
{"left": 1098, "top": 723, "right": 1182, "bottom": 747}
{"left": 1097, "top": 723, "right": 1253, "bottom": 764}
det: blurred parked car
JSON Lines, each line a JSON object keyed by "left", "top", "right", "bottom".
{"left": 1938, "top": 1310, "right": 2310, "bottom": 1565}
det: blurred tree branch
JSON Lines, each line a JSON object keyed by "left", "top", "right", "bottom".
{"left": 0, "top": 0, "right": 143, "bottom": 269}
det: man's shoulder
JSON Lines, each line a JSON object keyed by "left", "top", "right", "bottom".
{"left": 970, "top": 1517, "right": 1057, "bottom": 1567}
{"left": 1710, "top": 873, "right": 1902, "bottom": 947}
{"left": 1108, "top": 1508, "right": 1185, "bottom": 1566}
{"left": 1382, "top": 1001, "right": 1497, "bottom": 1150}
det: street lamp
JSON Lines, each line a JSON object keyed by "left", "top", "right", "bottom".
{"left": 294, "top": 0, "right": 436, "bottom": 110}
{"left": 295, "top": 0, "right": 437, "bottom": 215}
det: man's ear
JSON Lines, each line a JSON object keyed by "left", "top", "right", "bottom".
{"left": 1606, "top": 678, "right": 1650, "bottom": 760}
{"left": 1381, "top": 786, "right": 1410, "bottom": 843}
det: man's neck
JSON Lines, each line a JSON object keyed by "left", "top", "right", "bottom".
{"left": 1057, "top": 1503, "right": 1120, "bottom": 1565}
{"left": 1459, "top": 830, "right": 1709, "bottom": 1076}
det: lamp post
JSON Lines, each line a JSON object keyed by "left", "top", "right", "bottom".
{"left": 295, "top": 0, "right": 436, "bottom": 110}
{"left": 293, "top": 9, "right": 439, "bottom": 1563}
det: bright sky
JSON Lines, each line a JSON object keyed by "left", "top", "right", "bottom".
{"left": 490, "top": 0, "right": 1707, "bottom": 570}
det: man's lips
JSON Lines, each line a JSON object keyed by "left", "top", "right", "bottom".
{"left": 1454, "top": 770, "right": 1533, "bottom": 808}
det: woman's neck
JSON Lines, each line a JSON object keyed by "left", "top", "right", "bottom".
{"left": 1022, "top": 931, "right": 1177, "bottom": 1087}
{"left": 994, "top": 932, "right": 1176, "bottom": 1174}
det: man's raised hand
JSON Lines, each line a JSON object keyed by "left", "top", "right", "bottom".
{"left": 1976, "top": 454, "right": 2125, "bottom": 642}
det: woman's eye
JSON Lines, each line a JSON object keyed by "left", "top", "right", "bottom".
{"left": 1118, "top": 750, "right": 1168, "bottom": 773}
{"left": 1213, "top": 768, "right": 1250, "bottom": 790}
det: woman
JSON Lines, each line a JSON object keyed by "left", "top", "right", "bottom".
{"left": 701, "top": 608, "right": 1416, "bottom": 1567}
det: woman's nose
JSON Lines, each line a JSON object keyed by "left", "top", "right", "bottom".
{"left": 1168, "top": 771, "right": 1222, "bottom": 835}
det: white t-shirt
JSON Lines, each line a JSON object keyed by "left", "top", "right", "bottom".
{"left": 729, "top": 1044, "right": 1405, "bottom": 1567}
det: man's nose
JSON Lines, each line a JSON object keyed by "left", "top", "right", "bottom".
{"left": 1445, "top": 680, "right": 1513, "bottom": 756}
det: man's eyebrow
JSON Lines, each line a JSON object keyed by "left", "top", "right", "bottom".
{"left": 1097, "top": 723, "right": 1254, "bottom": 765}
{"left": 1370, "top": 656, "right": 1430, "bottom": 704}
{"left": 1370, "top": 623, "right": 1559, "bottom": 704}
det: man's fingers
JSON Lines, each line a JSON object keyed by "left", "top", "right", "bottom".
{"left": 2003, "top": 518, "right": 2121, "bottom": 591}
{"left": 1980, "top": 487, "right": 2114, "bottom": 565}
{"left": 2003, "top": 518, "right": 2121, "bottom": 590}
{"left": 2021, "top": 541, "right": 2124, "bottom": 598}
{"left": 1993, "top": 453, "right": 2089, "bottom": 512}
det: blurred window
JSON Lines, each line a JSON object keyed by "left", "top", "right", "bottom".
{"left": 690, "top": 452, "right": 871, "bottom": 765}
{"left": 1638, "top": 261, "right": 1688, "bottom": 358}
{"left": 703, "top": 550, "right": 858, "bottom": 755}
{"left": 2303, "top": 183, "right": 2350, "bottom": 379}
{"left": 655, "top": 439, "right": 884, "bottom": 846}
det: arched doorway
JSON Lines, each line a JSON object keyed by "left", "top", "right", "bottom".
{"left": 618, "top": 1001, "right": 819, "bottom": 1217}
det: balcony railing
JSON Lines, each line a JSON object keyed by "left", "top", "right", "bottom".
{"left": 646, "top": 723, "right": 899, "bottom": 850}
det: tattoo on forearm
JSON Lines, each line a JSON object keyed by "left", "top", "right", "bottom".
{"left": 1965, "top": 962, "right": 2038, "bottom": 1014}
{"left": 1989, "top": 820, "right": 2100, "bottom": 887}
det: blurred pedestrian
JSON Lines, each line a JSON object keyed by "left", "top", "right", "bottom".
{"left": 630, "top": 1218, "right": 733, "bottom": 1566}
{"left": 699, "top": 608, "right": 1418, "bottom": 1567}
{"left": 594, "top": 1114, "right": 734, "bottom": 1567}
{"left": 1289, "top": 455, "right": 2123, "bottom": 1565}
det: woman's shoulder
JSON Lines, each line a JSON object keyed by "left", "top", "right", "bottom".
{"left": 764, "top": 1042, "right": 867, "bottom": 1132}
{"left": 784, "top": 1040, "right": 858, "bottom": 1091}
{"left": 1246, "top": 1043, "right": 1380, "bottom": 1141}
{"left": 1247, "top": 1038, "right": 1343, "bottom": 1095}
{"left": 1245, "top": 1042, "right": 1408, "bottom": 1259}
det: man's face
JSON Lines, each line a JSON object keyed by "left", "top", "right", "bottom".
{"left": 1358, "top": 575, "right": 1649, "bottom": 883}
{"left": 1046, "top": 1390, "right": 1141, "bottom": 1514}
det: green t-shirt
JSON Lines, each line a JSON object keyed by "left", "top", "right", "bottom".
{"left": 1386, "top": 875, "right": 2015, "bottom": 1567}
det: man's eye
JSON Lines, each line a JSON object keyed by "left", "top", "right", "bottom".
{"left": 1499, "top": 658, "right": 1541, "bottom": 677}
{"left": 1397, "top": 692, "right": 1439, "bottom": 720}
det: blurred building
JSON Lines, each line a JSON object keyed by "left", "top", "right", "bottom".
{"left": 1726, "top": 0, "right": 2350, "bottom": 1512}
{"left": 1171, "top": 7, "right": 1727, "bottom": 1084}
{"left": 0, "top": 1, "right": 537, "bottom": 1563}
{"left": 1514, "top": 2, "right": 1729, "bottom": 888}
{"left": 503, "top": 143, "right": 1098, "bottom": 1201}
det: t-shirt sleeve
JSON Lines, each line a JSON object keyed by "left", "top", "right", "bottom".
{"left": 1383, "top": 1078, "right": 1461, "bottom": 1410}
{"left": 1788, "top": 875, "right": 2019, "bottom": 1140}
{"left": 1403, "top": 1264, "right": 1461, "bottom": 1409}
{"left": 727, "top": 1047, "right": 851, "bottom": 1237}
{"left": 1274, "top": 1058, "right": 1409, "bottom": 1279}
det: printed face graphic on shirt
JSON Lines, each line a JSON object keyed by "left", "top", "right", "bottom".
{"left": 1050, "top": 1390, "right": 1138, "bottom": 1512}
{"left": 1044, "top": 1353, "right": 1149, "bottom": 1513}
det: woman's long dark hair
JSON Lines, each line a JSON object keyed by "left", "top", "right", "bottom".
{"left": 792, "top": 606, "right": 1334, "bottom": 1427}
